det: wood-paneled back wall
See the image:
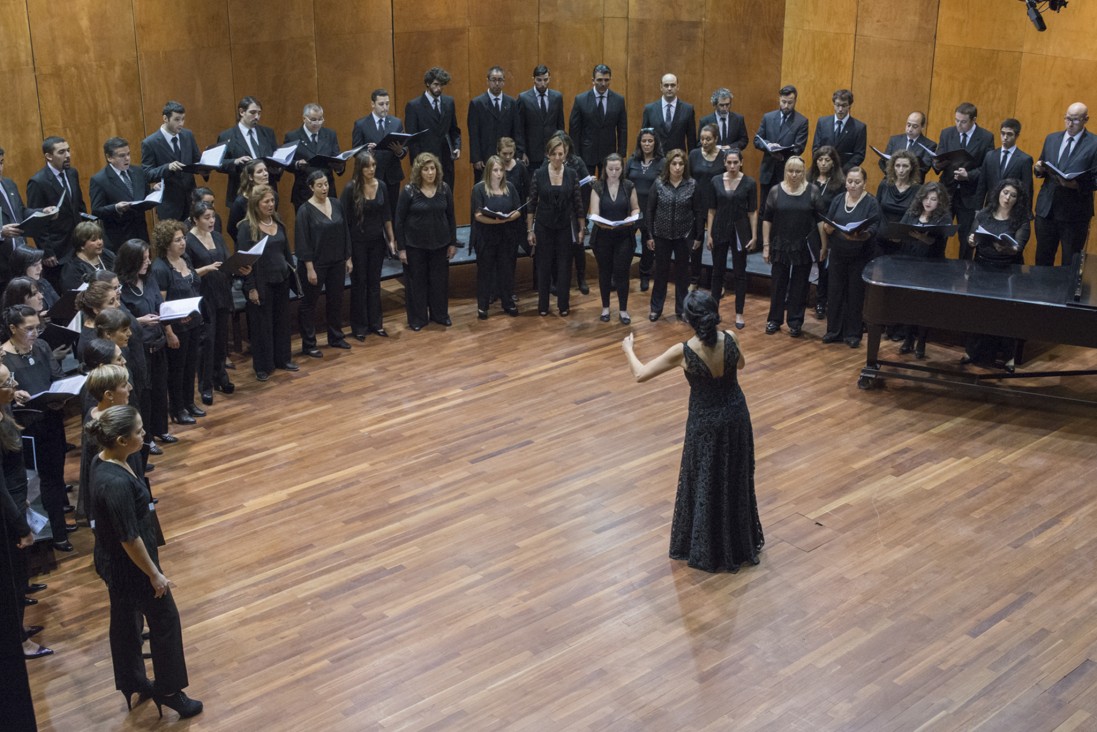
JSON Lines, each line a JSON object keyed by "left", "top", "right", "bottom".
{"left": 1, "top": 0, "right": 1094, "bottom": 251}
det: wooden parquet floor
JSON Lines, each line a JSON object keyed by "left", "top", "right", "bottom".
{"left": 24, "top": 266, "right": 1097, "bottom": 731}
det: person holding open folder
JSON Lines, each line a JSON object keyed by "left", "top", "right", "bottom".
{"left": 935, "top": 102, "right": 994, "bottom": 260}
{"left": 295, "top": 170, "right": 353, "bottom": 356}
{"left": 186, "top": 202, "right": 236, "bottom": 404}
{"left": 821, "top": 166, "right": 880, "bottom": 348}
{"left": 341, "top": 151, "right": 396, "bottom": 340}
{"left": 895, "top": 181, "right": 953, "bottom": 358}
{"left": 470, "top": 155, "right": 522, "bottom": 319}
{"left": 588, "top": 153, "right": 639, "bottom": 324}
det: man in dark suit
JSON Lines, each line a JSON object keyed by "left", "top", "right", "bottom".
{"left": 141, "top": 100, "right": 201, "bottom": 222}
{"left": 405, "top": 67, "right": 462, "bottom": 191}
{"left": 285, "top": 102, "right": 341, "bottom": 210}
{"left": 352, "top": 89, "right": 408, "bottom": 216}
{"left": 812, "top": 89, "right": 867, "bottom": 172}
{"left": 935, "top": 102, "right": 995, "bottom": 260}
{"left": 641, "top": 73, "right": 697, "bottom": 154}
{"left": 468, "top": 66, "right": 519, "bottom": 184}
{"left": 0, "top": 146, "right": 54, "bottom": 284}
{"left": 879, "top": 111, "right": 937, "bottom": 176}
{"left": 1034, "top": 102, "right": 1097, "bottom": 266}
{"left": 516, "top": 65, "right": 566, "bottom": 168}
{"left": 26, "top": 136, "right": 88, "bottom": 289}
{"left": 753, "top": 84, "right": 809, "bottom": 232}
{"left": 974, "top": 118, "right": 1034, "bottom": 208}
{"left": 89, "top": 137, "right": 152, "bottom": 251}
{"left": 697, "top": 88, "right": 747, "bottom": 152}
{"left": 568, "top": 64, "right": 628, "bottom": 176}
{"left": 216, "top": 96, "right": 282, "bottom": 202}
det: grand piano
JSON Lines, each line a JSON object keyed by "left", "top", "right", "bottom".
{"left": 858, "top": 255, "right": 1097, "bottom": 404}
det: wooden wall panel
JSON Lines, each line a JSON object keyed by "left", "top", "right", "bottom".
{"left": 935, "top": 0, "right": 1027, "bottom": 53}
{"left": 625, "top": 6, "right": 705, "bottom": 128}
{"left": 0, "top": 0, "right": 42, "bottom": 186}
{"left": 852, "top": 36, "right": 935, "bottom": 161}
{"left": 927, "top": 45, "right": 1023, "bottom": 145}
{"left": 780, "top": 29, "right": 855, "bottom": 151}
{"left": 538, "top": 0, "right": 605, "bottom": 113}
{"left": 784, "top": 0, "right": 857, "bottom": 33}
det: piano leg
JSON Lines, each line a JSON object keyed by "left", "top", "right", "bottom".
{"left": 858, "top": 323, "right": 884, "bottom": 390}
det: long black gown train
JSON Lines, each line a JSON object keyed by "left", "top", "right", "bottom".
{"left": 669, "top": 335, "right": 764, "bottom": 573}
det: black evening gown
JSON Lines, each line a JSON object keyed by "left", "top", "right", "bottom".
{"left": 670, "top": 334, "right": 763, "bottom": 573}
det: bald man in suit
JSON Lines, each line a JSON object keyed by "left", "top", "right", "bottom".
{"left": 641, "top": 73, "right": 697, "bottom": 154}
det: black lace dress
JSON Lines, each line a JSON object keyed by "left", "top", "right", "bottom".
{"left": 670, "top": 334, "right": 763, "bottom": 573}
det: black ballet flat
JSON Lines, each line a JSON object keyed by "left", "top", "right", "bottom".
{"left": 155, "top": 433, "right": 178, "bottom": 444}
{"left": 649, "top": 312, "right": 660, "bottom": 322}
{"left": 328, "top": 340, "right": 352, "bottom": 350}
{"left": 302, "top": 348, "right": 323, "bottom": 358}
{"left": 600, "top": 312, "right": 610, "bottom": 322}
{"left": 26, "top": 583, "right": 47, "bottom": 594}
{"left": 24, "top": 645, "right": 53, "bottom": 659}
{"left": 620, "top": 313, "right": 631, "bottom": 325}
{"left": 372, "top": 327, "right": 390, "bottom": 337}
{"left": 735, "top": 320, "right": 745, "bottom": 330}
{"left": 171, "top": 412, "right": 196, "bottom": 425}
{"left": 25, "top": 624, "right": 44, "bottom": 636}
{"left": 185, "top": 404, "right": 206, "bottom": 418}
{"left": 478, "top": 309, "right": 489, "bottom": 320}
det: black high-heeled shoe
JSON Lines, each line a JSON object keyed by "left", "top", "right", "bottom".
{"left": 154, "top": 691, "right": 203, "bottom": 719}
{"left": 171, "top": 412, "right": 196, "bottom": 425}
{"left": 121, "top": 679, "right": 154, "bottom": 711}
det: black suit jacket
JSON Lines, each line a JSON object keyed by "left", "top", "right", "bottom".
{"left": 26, "top": 165, "right": 87, "bottom": 260}
{"left": 880, "top": 133, "right": 937, "bottom": 176}
{"left": 285, "top": 126, "right": 341, "bottom": 208}
{"left": 140, "top": 128, "right": 200, "bottom": 221}
{"left": 752, "top": 110, "right": 809, "bottom": 185}
{"left": 1035, "top": 129, "right": 1097, "bottom": 221}
{"left": 975, "top": 147, "right": 1034, "bottom": 209}
{"left": 404, "top": 93, "right": 462, "bottom": 166}
{"left": 467, "top": 93, "right": 520, "bottom": 166}
{"left": 516, "top": 88, "right": 566, "bottom": 165}
{"left": 697, "top": 112, "right": 748, "bottom": 152}
{"left": 936, "top": 125, "right": 995, "bottom": 210}
{"left": 568, "top": 89, "right": 628, "bottom": 169}
{"left": 351, "top": 115, "right": 406, "bottom": 188}
{"left": 812, "top": 115, "right": 867, "bottom": 171}
{"left": 216, "top": 123, "right": 281, "bottom": 201}
{"left": 89, "top": 165, "right": 151, "bottom": 250}
{"left": 641, "top": 99, "right": 697, "bottom": 153}
{"left": 0, "top": 177, "right": 36, "bottom": 281}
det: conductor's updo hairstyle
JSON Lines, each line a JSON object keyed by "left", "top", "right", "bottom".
{"left": 682, "top": 290, "right": 720, "bottom": 347}
{"left": 85, "top": 404, "right": 140, "bottom": 450}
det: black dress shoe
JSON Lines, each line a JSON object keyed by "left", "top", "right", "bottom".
{"left": 899, "top": 336, "right": 914, "bottom": 354}
{"left": 26, "top": 583, "right": 47, "bottom": 594}
{"left": 215, "top": 381, "right": 235, "bottom": 394}
{"left": 821, "top": 332, "right": 842, "bottom": 344}
{"left": 328, "top": 340, "right": 351, "bottom": 350}
{"left": 372, "top": 327, "right": 389, "bottom": 337}
{"left": 25, "top": 624, "right": 44, "bottom": 636}
{"left": 353, "top": 332, "right": 367, "bottom": 342}
{"left": 24, "top": 596, "right": 38, "bottom": 606}
{"left": 64, "top": 504, "right": 74, "bottom": 513}
{"left": 147, "top": 442, "right": 163, "bottom": 455}
{"left": 649, "top": 312, "right": 660, "bottom": 322}
{"left": 814, "top": 303, "right": 826, "bottom": 319}
{"left": 24, "top": 645, "right": 53, "bottom": 659}
{"left": 302, "top": 348, "right": 323, "bottom": 358}
{"left": 410, "top": 324, "right": 424, "bottom": 331}
{"left": 185, "top": 404, "right": 206, "bottom": 417}
{"left": 559, "top": 309, "right": 569, "bottom": 317}
{"left": 433, "top": 317, "right": 452, "bottom": 326}
{"left": 504, "top": 308, "right": 519, "bottom": 317}
{"left": 846, "top": 337, "right": 861, "bottom": 348}
{"left": 600, "top": 312, "right": 610, "bottom": 322}
{"left": 620, "top": 313, "right": 631, "bottom": 325}
{"left": 155, "top": 433, "right": 178, "bottom": 444}
{"left": 276, "top": 362, "right": 300, "bottom": 372}
{"left": 640, "top": 275, "right": 650, "bottom": 292}
{"left": 256, "top": 371, "right": 270, "bottom": 381}
{"left": 52, "top": 541, "right": 74, "bottom": 553}
{"left": 200, "top": 391, "right": 213, "bottom": 406}
{"left": 788, "top": 326, "right": 803, "bottom": 338}
{"left": 478, "top": 309, "right": 489, "bottom": 320}
{"left": 171, "top": 412, "right": 196, "bottom": 425}
{"left": 577, "top": 278, "right": 590, "bottom": 295}
{"left": 765, "top": 321, "right": 780, "bottom": 335}
{"left": 66, "top": 523, "right": 79, "bottom": 533}
{"left": 959, "top": 355, "right": 973, "bottom": 365}
{"left": 145, "top": 463, "right": 156, "bottom": 473}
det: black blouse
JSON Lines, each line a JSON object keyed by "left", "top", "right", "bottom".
{"left": 826, "top": 193, "right": 882, "bottom": 257}
{"left": 688, "top": 148, "right": 726, "bottom": 210}
{"left": 647, "top": 178, "right": 705, "bottom": 241}
{"left": 237, "top": 220, "right": 293, "bottom": 289}
{"left": 395, "top": 184, "right": 458, "bottom": 251}
{"left": 150, "top": 257, "right": 202, "bottom": 332}
{"left": 529, "top": 165, "right": 584, "bottom": 232}
{"left": 185, "top": 231, "right": 233, "bottom": 312}
{"left": 339, "top": 182, "right": 391, "bottom": 245}
{"left": 764, "top": 184, "right": 823, "bottom": 264}
{"left": 61, "top": 250, "right": 117, "bottom": 291}
{"left": 972, "top": 211, "right": 1030, "bottom": 265}
{"left": 120, "top": 278, "right": 167, "bottom": 350}
{"left": 470, "top": 181, "right": 522, "bottom": 249}
{"left": 710, "top": 175, "right": 757, "bottom": 246}
{"left": 295, "top": 199, "right": 352, "bottom": 265}
{"left": 91, "top": 457, "right": 160, "bottom": 593}
{"left": 1, "top": 339, "right": 62, "bottom": 396}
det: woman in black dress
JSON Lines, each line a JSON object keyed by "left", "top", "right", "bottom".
{"left": 87, "top": 404, "right": 202, "bottom": 719}
{"left": 295, "top": 169, "right": 353, "bottom": 356}
{"left": 471, "top": 155, "right": 522, "bottom": 319}
{"left": 396, "top": 153, "right": 458, "bottom": 330}
{"left": 762, "top": 156, "right": 826, "bottom": 337}
{"left": 150, "top": 221, "right": 209, "bottom": 426}
{"left": 822, "top": 166, "right": 882, "bottom": 348}
{"left": 688, "top": 124, "right": 725, "bottom": 286}
{"left": 896, "top": 182, "right": 953, "bottom": 358}
{"left": 239, "top": 185, "right": 297, "bottom": 381}
{"left": 626, "top": 129, "right": 665, "bottom": 292}
{"left": 1, "top": 305, "right": 73, "bottom": 551}
{"left": 707, "top": 148, "right": 757, "bottom": 328}
{"left": 963, "top": 179, "right": 1032, "bottom": 371}
{"left": 646, "top": 149, "right": 704, "bottom": 322}
{"left": 341, "top": 151, "right": 396, "bottom": 340}
{"left": 589, "top": 153, "right": 640, "bottom": 324}
{"left": 62, "top": 221, "right": 117, "bottom": 290}
{"left": 227, "top": 159, "right": 272, "bottom": 245}
{"left": 622, "top": 290, "right": 762, "bottom": 573}
{"left": 117, "top": 239, "right": 173, "bottom": 444}
{"left": 527, "top": 138, "right": 585, "bottom": 317}
{"left": 809, "top": 146, "right": 844, "bottom": 319}
{"left": 186, "top": 201, "right": 237, "bottom": 405}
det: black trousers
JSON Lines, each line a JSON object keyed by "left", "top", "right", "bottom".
{"left": 1035, "top": 215, "right": 1090, "bottom": 267}
{"left": 815, "top": 258, "right": 829, "bottom": 305}
{"left": 767, "top": 260, "right": 811, "bottom": 328}
{"left": 404, "top": 246, "right": 450, "bottom": 326}
{"left": 535, "top": 224, "right": 573, "bottom": 313}
{"left": 826, "top": 250, "right": 868, "bottom": 339}
{"left": 165, "top": 325, "right": 199, "bottom": 414}
{"left": 711, "top": 235, "right": 749, "bottom": 314}
{"left": 637, "top": 225, "right": 654, "bottom": 278}
{"left": 247, "top": 277, "right": 292, "bottom": 373}
{"left": 954, "top": 204, "right": 977, "bottom": 260}
{"left": 650, "top": 237, "right": 691, "bottom": 316}
{"left": 197, "top": 307, "right": 230, "bottom": 392}
{"left": 593, "top": 230, "right": 634, "bottom": 310}
{"left": 350, "top": 237, "right": 388, "bottom": 334}
{"left": 24, "top": 412, "right": 67, "bottom": 543}
{"left": 108, "top": 584, "right": 189, "bottom": 695}
{"left": 477, "top": 234, "right": 518, "bottom": 312}
{"left": 299, "top": 262, "right": 347, "bottom": 349}
{"left": 688, "top": 231, "right": 707, "bottom": 286}
{"left": 142, "top": 346, "right": 169, "bottom": 437}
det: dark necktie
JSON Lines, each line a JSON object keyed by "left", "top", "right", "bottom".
{"left": 311, "top": 133, "right": 318, "bottom": 145}
{"left": 1060, "top": 136, "right": 1076, "bottom": 165}
{"left": 906, "top": 138, "right": 913, "bottom": 150}
{"left": 171, "top": 135, "right": 181, "bottom": 161}
{"left": 597, "top": 95, "right": 605, "bottom": 117}
{"left": 433, "top": 98, "right": 440, "bottom": 115}
{"left": 57, "top": 171, "right": 70, "bottom": 196}
{"left": 960, "top": 132, "right": 968, "bottom": 148}
{"left": 720, "top": 116, "right": 728, "bottom": 143}
{"left": 121, "top": 169, "right": 134, "bottom": 197}
{"left": 1000, "top": 149, "right": 1010, "bottom": 174}
{"left": 664, "top": 104, "right": 673, "bottom": 129}
{"left": 247, "top": 128, "right": 258, "bottom": 157}
{"left": 539, "top": 93, "right": 547, "bottom": 115}
{"left": 835, "top": 119, "right": 844, "bottom": 137}
{"left": 781, "top": 113, "right": 790, "bottom": 127}
{"left": 493, "top": 96, "right": 500, "bottom": 114}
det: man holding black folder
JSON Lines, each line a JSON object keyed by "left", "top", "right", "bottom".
{"left": 353, "top": 90, "right": 408, "bottom": 217}
{"left": 404, "top": 67, "right": 462, "bottom": 191}
{"left": 935, "top": 102, "right": 994, "bottom": 260}
{"left": 753, "top": 84, "right": 808, "bottom": 237}
{"left": 216, "top": 96, "right": 281, "bottom": 202}
{"left": 89, "top": 137, "right": 152, "bottom": 251}
{"left": 975, "top": 118, "right": 1033, "bottom": 207}
{"left": 879, "top": 111, "right": 936, "bottom": 176}
{"left": 141, "top": 101, "right": 201, "bottom": 221}
{"left": 1034, "top": 102, "right": 1097, "bottom": 267}
{"left": 0, "top": 148, "right": 54, "bottom": 285}
{"left": 26, "top": 136, "right": 87, "bottom": 290}
{"left": 286, "top": 103, "right": 341, "bottom": 210}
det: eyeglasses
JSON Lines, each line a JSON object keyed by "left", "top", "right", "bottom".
{"left": 1065, "top": 116, "right": 1087, "bottom": 123}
